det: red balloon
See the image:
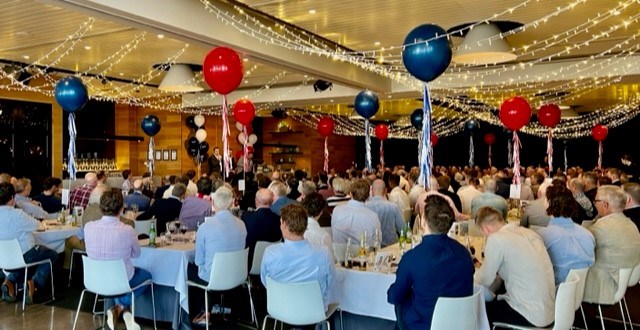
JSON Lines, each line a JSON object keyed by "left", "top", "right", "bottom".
{"left": 499, "top": 96, "right": 532, "bottom": 131}
{"left": 233, "top": 99, "right": 255, "bottom": 126}
{"left": 538, "top": 104, "right": 561, "bottom": 128}
{"left": 317, "top": 117, "right": 335, "bottom": 137}
{"left": 247, "top": 146, "right": 255, "bottom": 154}
{"left": 484, "top": 133, "right": 496, "bottom": 145}
{"left": 203, "top": 47, "right": 243, "bottom": 95}
{"left": 591, "top": 124, "right": 608, "bottom": 142}
{"left": 430, "top": 132, "right": 439, "bottom": 146}
{"left": 375, "top": 124, "right": 389, "bottom": 140}
{"left": 235, "top": 150, "right": 244, "bottom": 159}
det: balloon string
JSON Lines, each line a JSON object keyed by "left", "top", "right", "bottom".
{"left": 513, "top": 131, "right": 522, "bottom": 186}
{"left": 324, "top": 137, "right": 329, "bottom": 172}
{"left": 564, "top": 142, "right": 568, "bottom": 173}
{"left": 419, "top": 84, "right": 432, "bottom": 189}
{"left": 488, "top": 145, "right": 492, "bottom": 168}
{"left": 379, "top": 140, "right": 384, "bottom": 168}
{"left": 547, "top": 129, "right": 553, "bottom": 174}
{"left": 469, "top": 135, "right": 475, "bottom": 167}
{"left": 222, "top": 96, "right": 230, "bottom": 179}
{"left": 507, "top": 137, "right": 513, "bottom": 167}
{"left": 68, "top": 113, "right": 77, "bottom": 180}
{"left": 598, "top": 141, "right": 603, "bottom": 170}
{"left": 243, "top": 126, "right": 248, "bottom": 172}
{"left": 148, "top": 137, "right": 155, "bottom": 178}
{"left": 365, "top": 119, "right": 372, "bottom": 172}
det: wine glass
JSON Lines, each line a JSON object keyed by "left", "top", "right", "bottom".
{"left": 180, "top": 223, "right": 188, "bottom": 236}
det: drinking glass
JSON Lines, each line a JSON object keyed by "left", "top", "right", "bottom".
{"left": 180, "top": 224, "right": 187, "bottom": 236}
{"left": 131, "top": 204, "right": 138, "bottom": 213}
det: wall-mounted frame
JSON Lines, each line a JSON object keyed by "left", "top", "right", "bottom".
{"left": 170, "top": 149, "right": 177, "bottom": 161}
{"left": 155, "top": 150, "right": 162, "bottom": 161}
{"left": 163, "top": 150, "right": 170, "bottom": 161}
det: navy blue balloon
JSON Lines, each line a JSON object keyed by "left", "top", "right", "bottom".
{"left": 185, "top": 115, "right": 197, "bottom": 130}
{"left": 54, "top": 76, "right": 88, "bottom": 113}
{"left": 141, "top": 115, "right": 161, "bottom": 137}
{"left": 402, "top": 24, "right": 452, "bottom": 82}
{"left": 464, "top": 119, "right": 481, "bottom": 135}
{"left": 199, "top": 141, "right": 210, "bottom": 155}
{"left": 410, "top": 109, "right": 423, "bottom": 130}
{"left": 354, "top": 90, "right": 379, "bottom": 119}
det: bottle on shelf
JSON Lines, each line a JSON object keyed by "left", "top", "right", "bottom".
{"left": 149, "top": 222, "right": 157, "bottom": 246}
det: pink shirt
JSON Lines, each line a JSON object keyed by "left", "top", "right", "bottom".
{"left": 84, "top": 215, "right": 141, "bottom": 280}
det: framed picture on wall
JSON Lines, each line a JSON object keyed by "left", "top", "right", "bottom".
{"left": 155, "top": 150, "right": 162, "bottom": 161}
{"left": 170, "top": 149, "right": 177, "bottom": 161}
{"left": 163, "top": 150, "right": 170, "bottom": 161}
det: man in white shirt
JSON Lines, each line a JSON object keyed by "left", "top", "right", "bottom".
{"left": 387, "top": 174, "right": 411, "bottom": 222}
{"left": 301, "top": 192, "right": 334, "bottom": 261}
{"left": 331, "top": 179, "right": 381, "bottom": 246}
{"left": 474, "top": 206, "right": 555, "bottom": 328}
{"left": 457, "top": 177, "right": 482, "bottom": 215}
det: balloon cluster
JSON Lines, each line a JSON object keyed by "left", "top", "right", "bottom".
{"left": 317, "top": 117, "right": 335, "bottom": 172}
{"left": 355, "top": 90, "right": 380, "bottom": 171}
{"left": 499, "top": 96, "right": 532, "bottom": 185}
{"left": 184, "top": 114, "right": 209, "bottom": 161}
{"left": 55, "top": 76, "right": 89, "bottom": 180}
{"left": 233, "top": 98, "right": 257, "bottom": 171}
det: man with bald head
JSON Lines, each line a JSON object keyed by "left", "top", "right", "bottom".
{"left": 241, "top": 188, "right": 282, "bottom": 263}
{"left": 69, "top": 172, "right": 98, "bottom": 210}
{"left": 470, "top": 178, "right": 508, "bottom": 219}
{"left": 123, "top": 179, "right": 151, "bottom": 212}
{"left": 366, "top": 179, "right": 405, "bottom": 246}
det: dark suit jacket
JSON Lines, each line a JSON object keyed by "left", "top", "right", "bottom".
{"left": 137, "top": 197, "right": 182, "bottom": 233}
{"left": 241, "top": 208, "right": 282, "bottom": 264}
{"left": 585, "top": 188, "right": 597, "bottom": 203}
{"left": 154, "top": 185, "right": 170, "bottom": 201}
{"left": 208, "top": 155, "right": 222, "bottom": 175}
{"left": 438, "top": 189, "right": 462, "bottom": 213}
{"left": 623, "top": 206, "right": 640, "bottom": 232}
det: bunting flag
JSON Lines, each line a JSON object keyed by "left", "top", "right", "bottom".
{"left": 507, "top": 137, "right": 513, "bottom": 167}
{"left": 323, "top": 137, "right": 329, "bottom": 172}
{"left": 222, "top": 96, "right": 231, "bottom": 178}
{"left": 547, "top": 129, "right": 553, "bottom": 173}
{"left": 365, "top": 119, "right": 372, "bottom": 171}
{"left": 67, "top": 113, "right": 77, "bottom": 180}
{"left": 243, "top": 126, "right": 249, "bottom": 172}
{"left": 564, "top": 141, "right": 568, "bottom": 173}
{"left": 512, "top": 131, "right": 522, "bottom": 185}
{"left": 488, "top": 145, "right": 492, "bottom": 168}
{"left": 418, "top": 84, "right": 433, "bottom": 189}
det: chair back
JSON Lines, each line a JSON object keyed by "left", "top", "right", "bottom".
{"left": 567, "top": 267, "right": 589, "bottom": 311}
{"left": 265, "top": 277, "right": 327, "bottom": 326}
{"left": 628, "top": 263, "right": 640, "bottom": 287}
{"left": 82, "top": 256, "right": 132, "bottom": 296}
{"left": 0, "top": 239, "right": 27, "bottom": 270}
{"left": 207, "top": 248, "right": 249, "bottom": 291}
{"left": 553, "top": 271, "right": 579, "bottom": 330}
{"left": 250, "top": 241, "right": 278, "bottom": 275}
{"left": 430, "top": 289, "right": 482, "bottom": 330}
{"left": 613, "top": 268, "right": 634, "bottom": 302}
{"left": 134, "top": 219, "right": 156, "bottom": 237}
{"left": 332, "top": 242, "right": 360, "bottom": 263}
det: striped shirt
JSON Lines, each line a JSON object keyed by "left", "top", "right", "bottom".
{"left": 85, "top": 215, "right": 140, "bottom": 280}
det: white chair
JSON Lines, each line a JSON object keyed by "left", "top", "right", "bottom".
{"left": 68, "top": 248, "right": 86, "bottom": 287}
{"left": 135, "top": 219, "right": 156, "bottom": 237}
{"left": 430, "top": 289, "right": 483, "bottom": 330}
{"left": 622, "top": 263, "right": 640, "bottom": 330}
{"left": 262, "top": 277, "right": 342, "bottom": 330}
{"left": 567, "top": 268, "right": 590, "bottom": 330}
{"left": 493, "top": 271, "right": 579, "bottom": 330}
{"left": 249, "top": 241, "right": 278, "bottom": 276}
{"left": 186, "top": 248, "right": 258, "bottom": 330}
{"left": 72, "top": 256, "right": 157, "bottom": 330}
{"left": 332, "top": 242, "right": 360, "bottom": 263}
{"left": 0, "top": 239, "right": 55, "bottom": 311}
{"left": 594, "top": 267, "right": 633, "bottom": 330}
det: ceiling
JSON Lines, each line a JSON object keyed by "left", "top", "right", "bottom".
{"left": 1, "top": 0, "right": 639, "bottom": 130}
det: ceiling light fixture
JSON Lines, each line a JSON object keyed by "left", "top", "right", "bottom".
{"left": 451, "top": 22, "right": 518, "bottom": 66}
{"left": 158, "top": 63, "right": 203, "bottom": 93}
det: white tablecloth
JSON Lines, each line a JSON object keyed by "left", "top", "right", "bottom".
{"left": 33, "top": 225, "right": 82, "bottom": 253}
{"left": 132, "top": 240, "right": 195, "bottom": 327}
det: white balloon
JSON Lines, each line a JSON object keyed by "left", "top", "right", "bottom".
{"left": 246, "top": 143, "right": 253, "bottom": 147}
{"left": 194, "top": 114, "right": 205, "bottom": 127}
{"left": 237, "top": 132, "right": 247, "bottom": 144}
{"left": 195, "top": 129, "right": 207, "bottom": 142}
{"left": 248, "top": 134, "right": 258, "bottom": 145}
{"left": 235, "top": 122, "right": 244, "bottom": 132}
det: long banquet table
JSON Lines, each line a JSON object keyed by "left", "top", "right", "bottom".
{"left": 33, "top": 221, "right": 82, "bottom": 253}
{"left": 131, "top": 239, "right": 195, "bottom": 329}
{"left": 331, "top": 238, "right": 490, "bottom": 330}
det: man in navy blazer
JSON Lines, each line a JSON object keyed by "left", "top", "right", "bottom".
{"left": 138, "top": 183, "right": 185, "bottom": 233}
{"left": 124, "top": 179, "right": 151, "bottom": 211}
{"left": 241, "top": 188, "right": 282, "bottom": 264}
